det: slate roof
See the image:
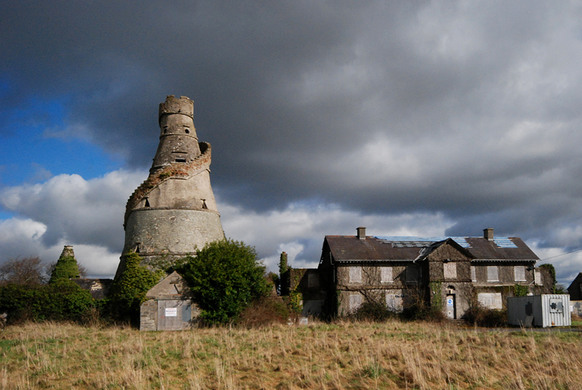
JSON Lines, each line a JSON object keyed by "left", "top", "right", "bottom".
{"left": 324, "top": 235, "right": 539, "bottom": 264}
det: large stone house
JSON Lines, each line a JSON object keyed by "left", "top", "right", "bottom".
{"left": 313, "top": 227, "right": 551, "bottom": 319}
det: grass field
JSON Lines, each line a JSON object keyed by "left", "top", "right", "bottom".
{"left": 1, "top": 320, "right": 581, "bottom": 389}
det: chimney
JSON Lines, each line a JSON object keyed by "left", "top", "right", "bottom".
{"left": 357, "top": 227, "right": 366, "bottom": 240}
{"left": 483, "top": 228, "right": 494, "bottom": 240}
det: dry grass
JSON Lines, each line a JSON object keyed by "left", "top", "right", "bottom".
{"left": 1, "top": 320, "right": 581, "bottom": 389}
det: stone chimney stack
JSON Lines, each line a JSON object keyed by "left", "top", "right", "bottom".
{"left": 357, "top": 226, "right": 366, "bottom": 240}
{"left": 60, "top": 245, "right": 75, "bottom": 259}
{"left": 484, "top": 228, "right": 494, "bottom": 240}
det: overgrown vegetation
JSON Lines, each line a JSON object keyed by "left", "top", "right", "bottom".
{"left": 236, "top": 295, "right": 290, "bottom": 327}
{"left": 539, "top": 263, "right": 567, "bottom": 293}
{"left": 107, "top": 251, "right": 163, "bottom": 325}
{"left": 350, "top": 301, "right": 395, "bottom": 322}
{"left": 0, "top": 280, "right": 96, "bottom": 324}
{"left": 2, "top": 321, "right": 582, "bottom": 389}
{"left": 0, "top": 256, "right": 99, "bottom": 324}
{"left": 513, "top": 283, "right": 529, "bottom": 297}
{"left": 177, "top": 239, "right": 270, "bottom": 325}
{"left": 48, "top": 255, "right": 80, "bottom": 284}
{"left": 463, "top": 305, "right": 507, "bottom": 327}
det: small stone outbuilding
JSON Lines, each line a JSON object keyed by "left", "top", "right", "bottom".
{"left": 140, "top": 271, "right": 199, "bottom": 331}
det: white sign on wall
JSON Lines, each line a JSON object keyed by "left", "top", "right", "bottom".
{"left": 165, "top": 307, "right": 178, "bottom": 317}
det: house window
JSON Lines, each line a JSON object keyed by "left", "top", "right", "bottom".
{"left": 478, "top": 292, "right": 502, "bottom": 309}
{"left": 487, "top": 266, "right": 499, "bottom": 282}
{"left": 514, "top": 266, "right": 526, "bottom": 282}
{"left": 471, "top": 266, "right": 476, "bottom": 282}
{"left": 349, "top": 267, "right": 362, "bottom": 284}
{"left": 381, "top": 267, "right": 393, "bottom": 283}
{"left": 406, "top": 266, "right": 419, "bottom": 283}
{"left": 385, "top": 292, "right": 403, "bottom": 312}
{"left": 444, "top": 262, "right": 457, "bottom": 280}
{"left": 349, "top": 293, "right": 363, "bottom": 312}
{"left": 535, "top": 270, "right": 542, "bottom": 286}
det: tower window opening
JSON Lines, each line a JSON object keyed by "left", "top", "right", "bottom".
{"left": 163, "top": 126, "right": 168, "bottom": 134}
{"left": 201, "top": 199, "right": 208, "bottom": 209}
{"left": 144, "top": 198, "right": 150, "bottom": 207}
{"left": 185, "top": 128, "right": 190, "bottom": 134}
{"left": 175, "top": 158, "right": 187, "bottom": 163}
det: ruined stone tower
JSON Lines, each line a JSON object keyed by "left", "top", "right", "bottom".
{"left": 117, "top": 95, "right": 224, "bottom": 274}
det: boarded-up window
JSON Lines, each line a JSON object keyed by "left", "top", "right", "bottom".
{"left": 487, "top": 266, "right": 499, "bottom": 282}
{"left": 349, "top": 267, "right": 362, "bottom": 284}
{"left": 535, "top": 270, "right": 542, "bottom": 286}
{"left": 385, "top": 292, "right": 403, "bottom": 312}
{"left": 381, "top": 267, "right": 393, "bottom": 283}
{"left": 406, "top": 266, "right": 419, "bottom": 283}
{"left": 444, "top": 262, "right": 457, "bottom": 280}
{"left": 471, "top": 266, "right": 476, "bottom": 282}
{"left": 349, "top": 293, "right": 363, "bottom": 312}
{"left": 514, "top": 266, "right": 526, "bottom": 282}
{"left": 478, "top": 292, "right": 502, "bottom": 309}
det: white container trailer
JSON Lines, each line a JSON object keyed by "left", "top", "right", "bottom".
{"left": 507, "top": 294, "right": 571, "bottom": 327}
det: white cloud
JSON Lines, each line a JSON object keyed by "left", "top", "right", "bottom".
{"left": 1, "top": 170, "right": 145, "bottom": 249}
{"left": 220, "top": 200, "right": 454, "bottom": 272}
{"left": 0, "top": 170, "right": 145, "bottom": 276}
{"left": 0, "top": 218, "right": 47, "bottom": 259}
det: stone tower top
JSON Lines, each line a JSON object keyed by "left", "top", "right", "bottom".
{"left": 151, "top": 95, "right": 201, "bottom": 172}
{"left": 60, "top": 245, "right": 75, "bottom": 259}
{"left": 159, "top": 95, "right": 194, "bottom": 123}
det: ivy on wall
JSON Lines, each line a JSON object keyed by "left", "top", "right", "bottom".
{"left": 108, "top": 251, "right": 164, "bottom": 324}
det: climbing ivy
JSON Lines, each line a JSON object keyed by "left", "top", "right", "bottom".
{"left": 108, "top": 251, "right": 163, "bottom": 324}
{"left": 513, "top": 284, "right": 529, "bottom": 297}
{"left": 429, "top": 282, "right": 443, "bottom": 311}
{"left": 48, "top": 255, "right": 80, "bottom": 284}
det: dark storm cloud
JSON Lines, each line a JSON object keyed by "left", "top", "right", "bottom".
{"left": 2, "top": 0, "right": 582, "bottom": 279}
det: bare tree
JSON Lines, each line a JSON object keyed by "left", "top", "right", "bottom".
{"left": 0, "top": 257, "right": 47, "bottom": 286}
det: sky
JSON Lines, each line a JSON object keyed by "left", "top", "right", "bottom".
{"left": 1, "top": 1, "right": 582, "bottom": 286}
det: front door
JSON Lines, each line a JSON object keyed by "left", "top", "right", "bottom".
{"left": 446, "top": 294, "right": 456, "bottom": 319}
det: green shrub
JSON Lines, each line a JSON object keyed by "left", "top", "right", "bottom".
{"left": 401, "top": 302, "right": 445, "bottom": 322}
{"left": 350, "top": 301, "right": 395, "bottom": 322}
{"left": 0, "top": 281, "right": 96, "bottom": 324}
{"left": 178, "top": 239, "right": 270, "bottom": 325}
{"left": 236, "top": 296, "right": 290, "bottom": 327}
{"left": 462, "top": 305, "right": 507, "bottom": 327}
